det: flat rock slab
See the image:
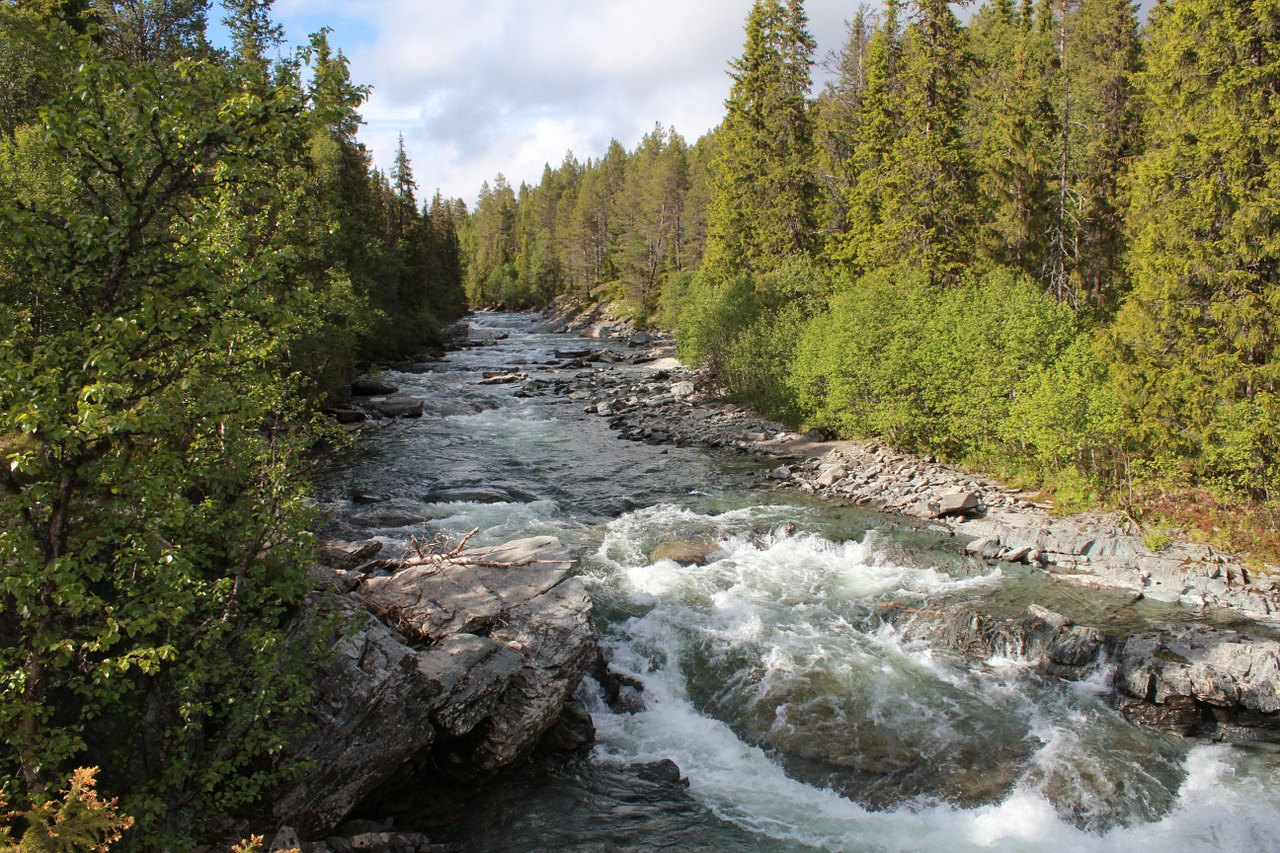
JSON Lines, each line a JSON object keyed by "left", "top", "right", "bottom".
{"left": 276, "top": 537, "right": 596, "bottom": 838}
{"left": 372, "top": 397, "right": 424, "bottom": 418}
{"left": 320, "top": 539, "right": 384, "bottom": 570}
{"left": 448, "top": 576, "right": 598, "bottom": 775}
{"left": 351, "top": 376, "right": 399, "bottom": 396}
{"left": 357, "top": 537, "right": 575, "bottom": 642}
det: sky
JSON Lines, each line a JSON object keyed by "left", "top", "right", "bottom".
{"left": 256, "top": 0, "right": 861, "bottom": 207}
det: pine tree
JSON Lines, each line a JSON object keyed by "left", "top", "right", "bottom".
{"left": 968, "top": 0, "right": 1055, "bottom": 274}
{"left": 390, "top": 133, "right": 417, "bottom": 240}
{"left": 814, "top": 8, "right": 879, "bottom": 235}
{"left": 1069, "top": 0, "right": 1140, "bottom": 310}
{"left": 1114, "top": 0, "right": 1280, "bottom": 500}
{"left": 96, "top": 0, "right": 211, "bottom": 64}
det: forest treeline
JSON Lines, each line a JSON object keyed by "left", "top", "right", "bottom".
{"left": 463, "top": 0, "right": 1280, "bottom": 540}
{"left": 0, "top": 0, "right": 464, "bottom": 847}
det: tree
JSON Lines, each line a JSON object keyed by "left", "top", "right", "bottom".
{"left": 0, "top": 35, "right": 329, "bottom": 845}
{"left": 95, "top": 0, "right": 212, "bottom": 65}
{"left": 390, "top": 133, "right": 417, "bottom": 240}
{"left": 1114, "top": 0, "right": 1280, "bottom": 500}
{"left": 702, "top": 0, "right": 818, "bottom": 277}
{"left": 840, "top": 0, "right": 979, "bottom": 283}
{"left": 967, "top": 0, "right": 1055, "bottom": 275}
{"left": 1069, "top": 0, "right": 1141, "bottom": 310}
{"left": 0, "top": 2, "right": 89, "bottom": 136}
{"left": 814, "top": 7, "right": 878, "bottom": 235}
{"left": 221, "top": 0, "right": 282, "bottom": 80}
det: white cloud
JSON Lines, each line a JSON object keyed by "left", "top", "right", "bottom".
{"left": 270, "top": 1, "right": 872, "bottom": 205}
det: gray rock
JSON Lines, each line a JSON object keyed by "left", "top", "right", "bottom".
{"left": 651, "top": 539, "right": 721, "bottom": 566}
{"left": 348, "top": 499, "right": 430, "bottom": 529}
{"left": 1116, "top": 624, "right": 1280, "bottom": 718}
{"left": 268, "top": 826, "right": 301, "bottom": 852}
{"left": 446, "top": 577, "right": 598, "bottom": 775}
{"left": 371, "top": 397, "right": 423, "bottom": 418}
{"left": 276, "top": 537, "right": 597, "bottom": 837}
{"left": 274, "top": 596, "right": 442, "bottom": 838}
{"left": 480, "top": 371, "right": 526, "bottom": 385}
{"left": 671, "top": 381, "right": 696, "bottom": 398}
{"left": 351, "top": 376, "right": 399, "bottom": 396}
{"left": 417, "top": 634, "right": 522, "bottom": 736}
{"left": 936, "top": 490, "right": 980, "bottom": 517}
{"left": 964, "top": 537, "right": 1000, "bottom": 559}
{"left": 320, "top": 539, "right": 384, "bottom": 570}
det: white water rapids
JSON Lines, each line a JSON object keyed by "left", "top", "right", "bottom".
{"left": 318, "top": 314, "right": 1280, "bottom": 852}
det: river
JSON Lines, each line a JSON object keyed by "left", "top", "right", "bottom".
{"left": 316, "top": 313, "right": 1280, "bottom": 853}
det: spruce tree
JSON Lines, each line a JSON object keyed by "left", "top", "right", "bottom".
{"left": 1114, "top": 0, "right": 1280, "bottom": 500}
{"left": 1069, "top": 0, "right": 1141, "bottom": 310}
{"left": 702, "top": 0, "right": 818, "bottom": 278}
{"left": 968, "top": 0, "right": 1055, "bottom": 274}
{"left": 841, "top": 0, "right": 978, "bottom": 283}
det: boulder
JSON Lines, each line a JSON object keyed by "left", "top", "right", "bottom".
{"left": 671, "top": 381, "right": 696, "bottom": 399}
{"left": 371, "top": 397, "right": 424, "bottom": 418}
{"left": 480, "top": 372, "right": 527, "bottom": 385}
{"left": 446, "top": 576, "right": 598, "bottom": 775}
{"left": 351, "top": 376, "right": 399, "bottom": 396}
{"left": 1115, "top": 623, "right": 1280, "bottom": 740}
{"left": 936, "top": 490, "right": 980, "bottom": 517}
{"left": 273, "top": 595, "right": 442, "bottom": 838}
{"left": 320, "top": 539, "right": 384, "bottom": 570}
{"left": 276, "top": 537, "right": 597, "bottom": 837}
{"left": 651, "top": 539, "right": 721, "bottom": 567}
{"left": 878, "top": 602, "right": 1110, "bottom": 679}
{"left": 356, "top": 537, "right": 576, "bottom": 642}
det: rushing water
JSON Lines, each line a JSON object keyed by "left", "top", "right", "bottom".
{"left": 317, "top": 314, "right": 1280, "bottom": 853}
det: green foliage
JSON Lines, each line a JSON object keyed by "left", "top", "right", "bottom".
{"left": 0, "top": 33, "right": 328, "bottom": 847}
{"left": 837, "top": 0, "right": 980, "bottom": 283}
{"left": 0, "top": 2, "right": 84, "bottom": 137}
{"left": 792, "top": 267, "right": 1085, "bottom": 464}
{"left": 703, "top": 0, "right": 819, "bottom": 278}
{"left": 1113, "top": 0, "right": 1280, "bottom": 502}
{"left": 677, "top": 256, "right": 830, "bottom": 420}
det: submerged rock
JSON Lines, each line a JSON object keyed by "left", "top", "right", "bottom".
{"left": 651, "top": 539, "right": 721, "bottom": 567}
{"left": 371, "top": 397, "right": 424, "bottom": 418}
{"left": 878, "top": 602, "right": 1112, "bottom": 680}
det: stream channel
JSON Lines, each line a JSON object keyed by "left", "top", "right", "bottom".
{"left": 316, "top": 313, "right": 1280, "bottom": 852}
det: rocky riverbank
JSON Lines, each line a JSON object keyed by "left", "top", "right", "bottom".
{"left": 254, "top": 535, "right": 599, "bottom": 851}
{"left": 255, "top": 308, "right": 1280, "bottom": 850}
{"left": 526, "top": 307, "right": 1280, "bottom": 623}
{"left": 519, "top": 307, "right": 1280, "bottom": 744}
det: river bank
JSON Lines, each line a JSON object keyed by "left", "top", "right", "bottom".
{"left": 251, "top": 311, "right": 1280, "bottom": 852}
{"left": 521, "top": 309, "right": 1280, "bottom": 739}
{"left": 527, "top": 306, "right": 1280, "bottom": 623}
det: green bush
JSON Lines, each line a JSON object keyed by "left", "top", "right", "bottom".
{"left": 675, "top": 257, "right": 831, "bottom": 422}
{"left": 792, "top": 266, "right": 1098, "bottom": 478}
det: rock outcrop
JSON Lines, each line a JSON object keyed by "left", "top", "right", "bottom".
{"left": 1114, "top": 623, "right": 1280, "bottom": 744}
{"left": 274, "top": 536, "right": 596, "bottom": 839}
